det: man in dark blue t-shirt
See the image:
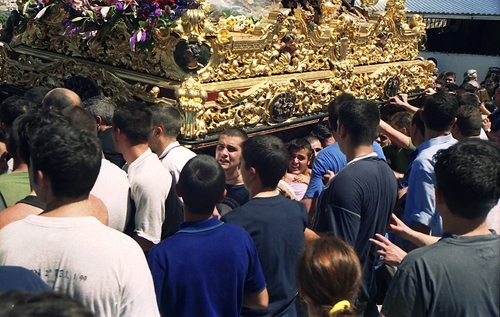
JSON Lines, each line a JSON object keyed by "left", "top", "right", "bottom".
{"left": 148, "top": 155, "right": 268, "bottom": 316}
{"left": 223, "top": 135, "right": 308, "bottom": 317}
{"left": 312, "top": 99, "right": 397, "bottom": 317}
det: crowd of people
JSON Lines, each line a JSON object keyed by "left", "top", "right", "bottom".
{"left": 0, "top": 65, "right": 498, "bottom": 317}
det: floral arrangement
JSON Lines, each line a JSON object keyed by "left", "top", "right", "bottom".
{"left": 26, "top": 0, "right": 200, "bottom": 50}
{"left": 18, "top": 0, "right": 267, "bottom": 51}
{"left": 216, "top": 14, "right": 260, "bottom": 34}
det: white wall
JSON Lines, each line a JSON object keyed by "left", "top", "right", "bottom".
{"left": 420, "top": 51, "right": 500, "bottom": 84}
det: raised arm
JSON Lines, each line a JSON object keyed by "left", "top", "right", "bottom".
{"left": 389, "top": 213, "right": 439, "bottom": 248}
{"left": 389, "top": 94, "right": 418, "bottom": 114}
{"left": 379, "top": 119, "right": 412, "bottom": 150}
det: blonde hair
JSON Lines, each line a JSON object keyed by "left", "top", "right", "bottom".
{"left": 476, "top": 87, "right": 491, "bottom": 102}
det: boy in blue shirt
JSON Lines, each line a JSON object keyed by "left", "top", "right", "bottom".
{"left": 147, "top": 155, "right": 268, "bottom": 316}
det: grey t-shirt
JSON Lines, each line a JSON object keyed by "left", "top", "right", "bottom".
{"left": 382, "top": 232, "right": 499, "bottom": 317}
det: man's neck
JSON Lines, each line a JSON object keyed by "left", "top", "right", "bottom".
{"left": 443, "top": 218, "right": 492, "bottom": 237}
{"left": 12, "top": 160, "right": 28, "bottom": 173}
{"left": 184, "top": 211, "right": 213, "bottom": 222}
{"left": 250, "top": 187, "right": 279, "bottom": 199}
{"left": 97, "top": 125, "right": 111, "bottom": 133}
{"left": 425, "top": 129, "right": 450, "bottom": 141}
{"left": 122, "top": 144, "right": 150, "bottom": 165}
{"left": 345, "top": 144, "right": 374, "bottom": 162}
{"left": 157, "top": 137, "right": 177, "bottom": 156}
{"left": 41, "top": 197, "right": 91, "bottom": 217}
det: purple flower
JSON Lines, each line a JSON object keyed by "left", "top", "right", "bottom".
{"left": 66, "top": 25, "right": 83, "bottom": 34}
{"left": 115, "top": 1, "right": 123, "bottom": 10}
{"left": 129, "top": 32, "right": 137, "bottom": 50}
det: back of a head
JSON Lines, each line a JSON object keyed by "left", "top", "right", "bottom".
{"left": 411, "top": 109, "right": 425, "bottom": 139}
{"left": 456, "top": 92, "right": 480, "bottom": 108}
{"left": 82, "top": 96, "right": 116, "bottom": 125}
{"left": 0, "top": 96, "right": 35, "bottom": 129}
{"left": 220, "top": 127, "right": 248, "bottom": 140}
{"left": 455, "top": 105, "right": 482, "bottom": 138}
{"left": 0, "top": 290, "right": 94, "bottom": 317}
{"left": 17, "top": 110, "right": 70, "bottom": 166}
{"left": 338, "top": 99, "right": 379, "bottom": 146}
{"left": 422, "top": 90, "right": 459, "bottom": 132}
{"left": 62, "top": 106, "right": 98, "bottom": 136}
{"left": 298, "top": 235, "right": 361, "bottom": 317}
{"left": 475, "top": 87, "right": 490, "bottom": 103}
{"left": 242, "top": 135, "right": 287, "bottom": 189}
{"left": 41, "top": 88, "right": 82, "bottom": 111}
{"left": 389, "top": 111, "right": 412, "bottom": 136}
{"left": 462, "top": 69, "right": 477, "bottom": 84}
{"left": 310, "top": 124, "right": 333, "bottom": 143}
{"left": 150, "top": 103, "right": 182, "bottom": 138}
{"left": 177, "top": 155, "right": 225, "bottom": 215}
{"left": 112, "top": 101, "right": 153, "bottom": 145}
{"left": 457, "top": 82, "right": 477, "bottom": 94}
{"left": 328, "top": 93, "right": 356, "bottom": 131}
{"left": 7, "top": 116, "right": 23, "bottom": 161}
{"left": 434, "top": 139, "right": 500, "bottom": 220}
{"left": 30, "top": 124, "right": 102, "bottom": 199}
{"left": 23, "top": 86, "right": 51, "bottom": 106}
{"left": 485, "top": 71, "right": 500, "bottom": 86}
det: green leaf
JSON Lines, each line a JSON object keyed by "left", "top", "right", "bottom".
{"left": 71, "top": 17, "right": 85, "bottom": 22}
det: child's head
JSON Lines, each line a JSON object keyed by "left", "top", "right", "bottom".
{"left": 299, "top": 236, "right": 361, "bottom": 317}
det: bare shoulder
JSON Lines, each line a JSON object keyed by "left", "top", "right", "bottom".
{"left": 0, "top": 204, "right": 43, "bottom": 230}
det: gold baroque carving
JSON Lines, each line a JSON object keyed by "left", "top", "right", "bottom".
{"left": 188, "top": 61, "right": 433, "bottom": 137}
{"left": 0, "top": 50, "right": 162, "bottom": 103}
{"left": 14, "top": 0, "right": 422, "bottom": 84}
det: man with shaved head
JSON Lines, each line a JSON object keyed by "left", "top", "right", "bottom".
{"left": 41, "top": 88, "right": 82, "bottom": 111}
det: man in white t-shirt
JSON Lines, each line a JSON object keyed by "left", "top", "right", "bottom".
{"left": 148, "top": 103, "right": 196, "bottom": 184}
{"left": 63, "top": 106, "right": 130, "bottom": 232}
{"left": 112, "top": 101, "right": 172, "bottom": 252}
{"left": 0, "top": 123, "right": 159, "bottom": 317}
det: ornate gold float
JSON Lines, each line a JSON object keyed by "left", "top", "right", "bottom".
{"left": 0, "top": 0, "right": 434, "bottom": 145}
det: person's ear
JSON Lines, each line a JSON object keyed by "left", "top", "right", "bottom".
{"left": 218, "top": 189, "right": 227, "bottom": 203}
{"left": 115, "top": 128, "right": 125, "bottom": 140}
{"left": 153, "top": 126, "right": 163, "bottom": 137}
{"left": 95, "top": 115, "right": 103, "bottom": 126}
{"left": 249, "top": 167, "right": 257, "bottom": 180}
{"left": 37, "top": 170, "right": 51, "bottom": 192}
{"left": 338, "top": 124, "right": 347, "bottom": 138}
{"left": 450, "top": 117, "right": 457, "bottom": 127}
{"left": 174, "top": 184, "right": 182, "bottom": 199}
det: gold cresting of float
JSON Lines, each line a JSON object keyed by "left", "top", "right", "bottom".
{"left": 15, "top": 0, "right": 427, "bottom": 82}
{"left": 2, "top": 0, "right": 434, "bottom": 139}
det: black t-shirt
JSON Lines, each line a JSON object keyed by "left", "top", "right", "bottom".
{"left": 222, "top": 195, "right": 308, "bottom": 316}
{"left": 312, "top": 157, "right": 397, "bottom": 305}
{"left": 217, "top": 184, "right": 250, "bottom": 216}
